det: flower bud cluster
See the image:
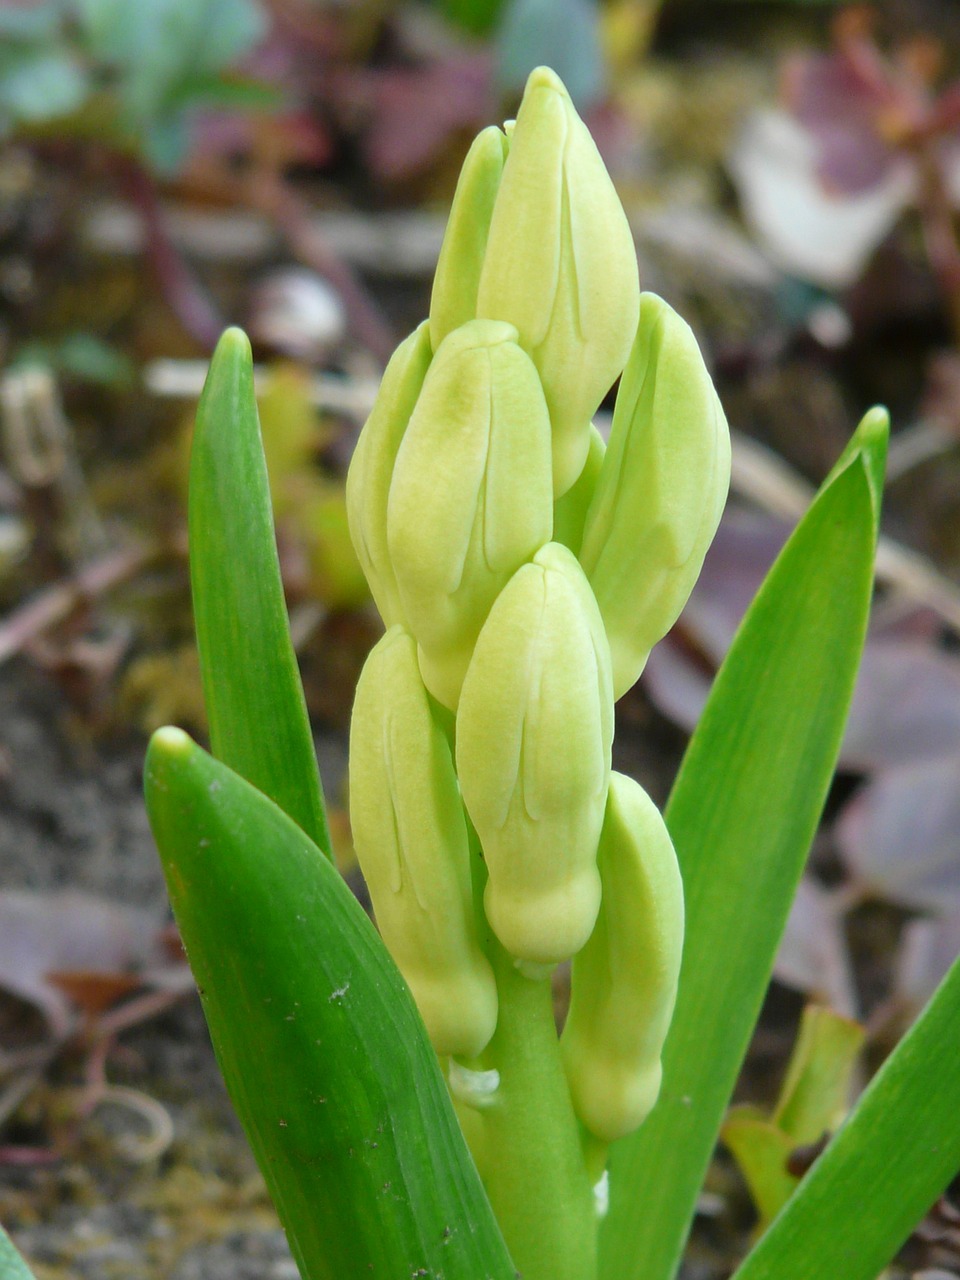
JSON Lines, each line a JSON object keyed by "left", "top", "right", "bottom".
{"left": 347, "top": 67, "right": 730, "bottom": 1141}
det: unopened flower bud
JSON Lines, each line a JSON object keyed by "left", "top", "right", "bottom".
{"left": 430, "top": 126, "right": 509, "bottom": 352}
{"left": 387, "top": 320, "right": 553, "bottom": 710}
{"left": 579, "top": 293, "right": 731, "bottom": 699}
{"left": 456, "top": 542, "right": 613, "bottom": 965}
{"left": 346, "top": 322, "right": 432, "bottom": 628}
{"left": 349, "top": 626, "right": 498, "bottom": 1059}
{"left": 561, "top": 771, "right": 684, "bottom": 1143}
{"left": 553, "top": 423, "right": 605, "bottom": 557}
{"left": 476, "top": 67, "right": 640, "bottom": 497}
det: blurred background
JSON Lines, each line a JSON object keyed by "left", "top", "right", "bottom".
{"left": 1, "top": 0, "right": 959, "bottom": 1276}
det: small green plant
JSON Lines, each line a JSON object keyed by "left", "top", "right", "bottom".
{"left": 0, "top": 0, "right": 269, "bottom": 173}
{"left": 6, "top": 63, "right": 960, "bottom": 1280}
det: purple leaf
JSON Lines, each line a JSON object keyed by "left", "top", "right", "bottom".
{"left": 835, "top": 757, "right": 960, "bottom": 912}
{"left": 896, "top": 909, "right": 960, "bottom": 1012}
{"left": 0, "top": 891, "right": 181, "bottom": 1037}
{"left": 842, "top": 640, "right": 960, "bottom": 771}
{"left": 773, "top": 878, "right": 858, "bottom": 1018}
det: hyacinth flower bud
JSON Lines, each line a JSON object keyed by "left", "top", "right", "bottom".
{"left": 349, "top": 625, "right": 498, "bottom": 1059}
{"left": 579, "top": 292, "right": 731, "bottom": 700}
{"left": 345, "top": 321, "right": 432, "bottom": 628}
{"left": 561, "top": 771, "right": 684, "bottom": 1144}
{"left": 387, "top": 320, "right": 553, "bottom": 710}
{"left": 456, "top": 542, "right": 613, "bottom": 967}
{"left": 476, "top": 67, "right": 640, "bottom": 497}
{"left": 430, "top": 125, "right": 509, "bottom": 352}
{"left": 552, "top": 423, "right": 605, "bottom": 557}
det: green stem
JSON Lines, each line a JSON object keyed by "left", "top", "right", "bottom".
{"left": 457, "top": 942, "right": 598, "bottom": 1280}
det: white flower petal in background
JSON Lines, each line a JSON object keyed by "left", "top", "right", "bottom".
{"left": 728, "top": 108, "right": 915, "bottom": 289}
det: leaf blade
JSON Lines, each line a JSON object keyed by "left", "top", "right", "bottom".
{"left": 145, "top": 727, "right": 515, "bottom": 1280}
{"left": 599, "top": 412, "right": 888, "bottom": 1280}
{"left": 0, "top": 1225, "right": 39, "bottom": 1280}
{"left": 189, "top": 327, "right": 331, "bottom": 856}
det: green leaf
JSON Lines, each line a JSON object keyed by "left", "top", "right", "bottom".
{"left": 598, "top": 409, "right": 888, "bottom": 1280}
{"left": 721, "top": 1109, "right": 798, "bottom": 1228}
{"left": 772, "top": 1004, "right": 864, "bottom": 1144}
{"left": 496, "top": 0, "right": 604, "bottom": 107}
{"left": 189, "top": 327, "right": 331, "bottom": 856}
{"left": 0, "top": 1224, "right": 38, "bottom": 1280}
{"left": 722, "top": 1005, "right": 865, "bottom": 1229}
{"left": 732, "top": 954, "right": 960, "bottom": 1280}
{"left": 0, "top": 48, "right": 88, "bottom": 122}
{"left": 78, "top": 0, "right": 266, "bottom": 122}
{"left": 142, "top": 110, "right": 192, "bottom": 174}
{"left": 0, "top": 4, "right": 62, "bottom": 41}
{"left": 435, "top": 0, "right": 509, "bottom": 36}
{"left": 145, "top": 727, "right": 515, "bottom": 1280}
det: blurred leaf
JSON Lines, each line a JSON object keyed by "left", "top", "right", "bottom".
{"left": 77, "top": 0, "right": 266, "bottom": 85}
{"left": 364, "top": 54, "right": 493, "bottom": 183}
{"left": 896, "top": 911, "right": 960, "bottom": 1012}
{"left": 169, "top": 71, "right": 281, "bottom": 114}
{"left": 121, "top": 644, "right": 208, "bottom": 736}
{"left": 145, "top": 728, "right": 515, "bottom": 1280}
{"left": 773, "top": 879, "right": 857, "bottom": 1018}
{"left": 835, "top": 756, "right": 960, "bottom": 912}
{"left": 731, "top": 955, "right": 960, "bottom": 1280}
{"left": 496, "top": 0, "right": 604, "bottom": 108}
{"left": 773, "top": 1005, "right": 864, "bottom": 1144}
{"left": 436, "top": 0, "right": 508, "bottom": 35}
{"left": 0, "top": 4, "right": 62, "bottom": 41}
{"left": 598, "top": 410, "right": 887, "bottom": 1280}
{"left": 76, "top": 0, "right": 268, "bottom": 162}
{"left": 142, "top": 110, "right": 192, "bottom": 174}
{"left": 723, "top": 1110, "right": 798, "bottom": 1228}
{"left": 0, "top": 890, "right": 182, "bottom": 1038}
{"left": 841, "top": 640, "right": 960, "bottom": 771}
{"left": 256, "top": 364, "right": 320, "bottom": 513}
{"left": 300, "top": 487, "right": 369, "bottom": 611}
{"left": 0, "top": 47, "right": 88, "bottom": 123}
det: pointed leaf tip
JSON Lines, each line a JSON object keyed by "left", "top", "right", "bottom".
{"left": 826, "top": 406, "right": 889, "bottom": 520}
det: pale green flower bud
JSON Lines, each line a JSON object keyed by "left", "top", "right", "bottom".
{"left": 579, "top": 293, "right": 731, "bottom": 700}
{"left": 346, "top": 321, "right": 432, "bottom": 628}
{"left": 387, "top": 319, "right": 553, "bottom": 710}
{"left": 552, "top": 423, "right": 605, "bottom": 557}
{"left": 349, "top": 625, "right": 498, "bottom": 1059}
{"left": 561, "top": 771, "right": 684, "bottom": 1143}
{"left": 456, "top": 542, "right": 613, "bottom": 965}
{"left": 430, "top": 126, "right": 509, "bottom": 352}
{"left": 476, "top": 66, "right": 640, "bottom": 498}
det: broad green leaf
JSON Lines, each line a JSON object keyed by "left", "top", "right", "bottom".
{"left": 0, "top": 1224, "right": 38, "bottom": 1280}
{"left": 189, "top": 328, "right": 331, "bottom": 856}
{"left": 599, "top": 409, "right": 888, "bottom": 1280}
{"left": 145, "top": 727, "right": 515, "bottom": 1280}
{"left": 732, "top": 953, "right": 960, "bottom": 1280}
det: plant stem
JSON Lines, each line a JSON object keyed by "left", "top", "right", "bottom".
{"left": 458, "top": 941, "right": 598, "bottom": 1280}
